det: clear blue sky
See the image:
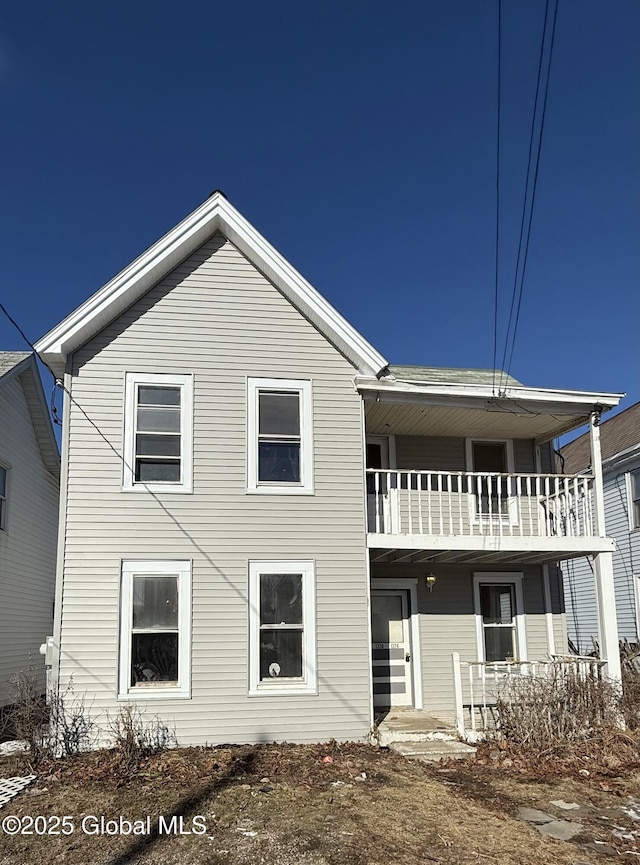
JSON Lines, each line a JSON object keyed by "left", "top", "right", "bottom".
{"left": 1, "top": 1, "right": 638, "bottom": 425}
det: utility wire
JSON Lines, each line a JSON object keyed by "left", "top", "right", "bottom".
{"left": 504, "top": 0, "right": 559, "bottom": 384}
{"left": 492, "top": 0, "right": 502, "bottom": 397}
{"left": 498, "top": 0, "right": 559, "bottom": 392}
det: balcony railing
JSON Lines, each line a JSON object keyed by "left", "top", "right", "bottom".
{"left": 366, "top": 469, "right": 595, "bottom": 539}
{"left": 451, "top": 653, "right": 606, "bottom": 740}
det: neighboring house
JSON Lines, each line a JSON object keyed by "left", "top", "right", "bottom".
{"left": 0, "top": 352, "right": 60, "bottom": 707}
{"left": 34, "top": 193, "right": 623, "bottom": 745}
{"left": 560, "top": 402, "right": 640, "bottom": 654}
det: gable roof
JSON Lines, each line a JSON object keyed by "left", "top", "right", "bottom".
{"left": 559, "top": 402, "right": 640, "bottom": 473}
{"left": 0, "top": 352, "right": 60, "bottom": 479}
{"left": 34, "top": 192, "right": 388, "bottom": 378}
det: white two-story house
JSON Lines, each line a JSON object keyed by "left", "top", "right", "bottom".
{"left": 35, "top": 193, "right": 622, "bottom": 744}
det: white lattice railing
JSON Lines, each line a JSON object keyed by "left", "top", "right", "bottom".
{"left": 366, "top": 470, "right": 595, "bottom": 539}
{"left": 451, "top": 653, "right": 606, "bottom": 739}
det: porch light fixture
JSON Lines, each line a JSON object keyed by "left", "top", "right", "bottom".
{"left": 425, "top": 573, "right": 437, "bottom": 592}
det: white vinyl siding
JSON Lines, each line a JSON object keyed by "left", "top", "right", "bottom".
{"left": 123, "top": 373, "right": 193, "bottom": 493}
{"left": 247, "top": 378, "right": 313, "bottom": 494}
{"left": 58, "top": 233, "right": 370, "bottom": 745}
{"left": 0, "top": 376, "right": 58, "bottom": 707}
{"left": 248, "top": 560, "right": 316, "bottom": 695}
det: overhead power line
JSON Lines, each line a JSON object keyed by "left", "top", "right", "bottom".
{"left": 492, "top": 0, "right": 502, "bottom": 397}
{"left": 498, "top": 0, "right": 559, "bottom": 393}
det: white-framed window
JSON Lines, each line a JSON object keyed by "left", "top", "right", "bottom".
{"left": 473, "top": 573, "right": 527, "bottom": 663}
{"left": 123, "top": 373, "right": 193, "bottom": 493}
{"left": 466, "top": 438, "right": 518, "bottom": 524}
{"left": 0, "top": 464, "right": 7, "bottom": 531}
{"left": 630, "top": 469, "right": 640, "bottom": 530}
{"left": 247, "top": 378, "right": 313, "bottom": 494}
{"left": 118, "top": 560, "right": 191, "bottom": 699}
{"left": 248, "top": 560, "right": 317, "bottom": 695}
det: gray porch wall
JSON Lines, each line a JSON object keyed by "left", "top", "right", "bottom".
{"left": 370, "top": 562, "right": 566, "bottom": 723}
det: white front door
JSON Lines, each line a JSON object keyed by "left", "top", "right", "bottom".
{"left": 367, "top": 436, "right": 390, "bottom": 532}
{"left": 371, "top": 590, "right": 413, "bottom": 707}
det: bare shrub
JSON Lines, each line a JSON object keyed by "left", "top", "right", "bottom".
{"left": 108, "top": 705, "right": 176, "bottom": 774}
{"left": 48, "top": 681, "right": 95, "bottom": 757}
{"left": 1, "top": 673, "right": 95, "bottom": 765}
{"left": 3, "top": 670, "right": 49, "bottom": 765}
{"left": 495, "top": 664, "right": 620, "bottom": 751}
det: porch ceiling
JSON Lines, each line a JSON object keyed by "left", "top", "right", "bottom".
{"left": 364, "top": 400, "right": 595, "bottom": 443}
{"left": 368, "top": 546, "right": 593, "bottom": 566}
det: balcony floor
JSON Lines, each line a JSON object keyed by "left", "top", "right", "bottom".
{"left": 367, "top": 532, "right": 614, "bottom": 565}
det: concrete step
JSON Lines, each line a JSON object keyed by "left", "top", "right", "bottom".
{"left": 376, "top": 712, "right": 458, "bottom": 747}
{"left": 389, "top": 740, "right": 477, "bottom": 763}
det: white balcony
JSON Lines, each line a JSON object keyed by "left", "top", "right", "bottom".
{"left": 366, "top": 469, "right": 615, "bottom": 563}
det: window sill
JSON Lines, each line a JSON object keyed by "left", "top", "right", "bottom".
{"left": 118, "top": 689, "right": 191, "bottom": 700}
{"left": 246, "top": 486, "right": 314, "bottom": 496}
{"left": 121, "top": 485, "right": 193, "bottom": 495}
{"left": 248, "top": 686, "right": 318, "bottom": 697}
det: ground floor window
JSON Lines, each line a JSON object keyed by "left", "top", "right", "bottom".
{"left": 473, "top": 573, "right": 526, "bottom": 663}
{"left": 248, "top": 560, "right": 316, "bottom": 695}
{"left": 119, "top": 560, "right": 191, "bottom": 699}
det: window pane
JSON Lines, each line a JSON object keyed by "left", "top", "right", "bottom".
{"left": 260, "top": 629, "right": 303, "bottom": 679}
{"left": 138, "top": 386, "right": 180, "bottom": 406}
{"left": 371, "top": 595, "right": 404, "bottom": 644}
{"left": 137, "top": 407, "right": 181, "bottom": 433}
{"left": 632, "top": 471, "right": 640, "bottom": 500}
{"left": 484, "top": 627, "right": 515, "bottom": 662}
{"left": 259, "top": 392, "right": 300, "bottom": 436}
{"left": 133, "top": 576, "right": 179, "bottom": 628}
{"left": 136, "top": 459, "right": 181, "bottom": 482}
{"left": 258, "top": 442, "right": 300, "bottom": 483}
{"left": 260, "top": 574, "right": 302, "bottom": 625}
{"left": 473, "top": 442, "right": 507, "bottom": 473}
{"left": 0, "top": 467, "right": 5, "bottom": 497}
{"left": 136, "top": 434, "right": 181, "bottom": 457}
{"left": 131, "top": 632, "right": 178, "bottom": 684}
{"left": 480, "top": 585, "right": 514, "bottom": 624}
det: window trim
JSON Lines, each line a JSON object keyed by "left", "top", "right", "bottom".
{"left": 122, "top": 373, "right": 193, "bottom": 493}
{"left": 247, "top": 378, "right": 313, "bottom": 495}
{"left": 628, "top": 468, "right": 640, "bottom": 531}
{"left": 118, "top": 560, "right": 192, "bottom": 700}
{"left": 0, "top": 462, "right": 8, "bottom": 532}
{"left": 248, "top": 560, "right": 317, "bottom": 696}
{"left": 473, "top": 572, "right": 527, "bottom": 663}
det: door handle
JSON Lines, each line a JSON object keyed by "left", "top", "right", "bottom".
{"left": 405, "top": 653, "right": 411, "bottom": 662}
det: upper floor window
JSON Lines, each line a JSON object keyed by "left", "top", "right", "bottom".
{"left": 0, "top": 465, "right": 7, "bottom": 530}
{"left": 631, "top": 469, "right": 640, "bottom": 530}
{"left": 123, "top": 373, "right": 193, "bottom": 493}
{"left": 247, "top": 378, "right": 313, "bottom": 494}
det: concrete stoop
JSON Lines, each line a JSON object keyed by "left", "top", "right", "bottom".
{"left": 376, "top": 710, "right": 476, "bottom": 763}
{"left": 389, "top": 740, "right": 477, "bottom": 763}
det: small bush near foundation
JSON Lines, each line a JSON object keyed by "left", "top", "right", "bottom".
{"left": 495, "top": 665, "right": 620, "bottom": 752}
{"left": 108, "top": 705, "right": 176, "bottom": 774}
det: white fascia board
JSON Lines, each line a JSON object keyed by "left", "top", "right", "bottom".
{"left": 35, "top": 193, "right": 388, "bottom": 378}
{"left": 356, "top": 377, "right": 623, "bottom": 414}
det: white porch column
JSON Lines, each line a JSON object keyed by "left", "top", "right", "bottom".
{"left": 590, "top": 411, "right": 621, "bottom": 683}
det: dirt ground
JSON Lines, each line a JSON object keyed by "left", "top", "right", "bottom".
{"left": 0, "top": 742, "right": 639, "bottom": 864}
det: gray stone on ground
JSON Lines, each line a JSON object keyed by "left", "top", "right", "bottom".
{"left": 516, "top": 808, "right": 555, "bottom": 824}
{"left": 550, "top": 799, "right": 580, "bottom": 810}
{"left": 537, "top": 820, "right": 584, "bottom": 841}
